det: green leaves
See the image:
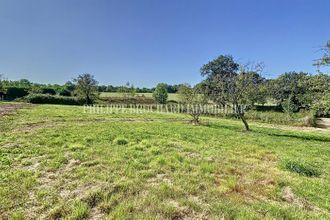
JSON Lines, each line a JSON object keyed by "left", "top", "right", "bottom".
{"left": 153, "top": 83, "right": 168, "bottom": 104}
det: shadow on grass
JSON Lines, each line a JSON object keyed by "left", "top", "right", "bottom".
{"left": 203, "top": 122, "right": 243, "bottom": 132}
{"left": 203, "top": 122, "right": 330, "bottom": 143}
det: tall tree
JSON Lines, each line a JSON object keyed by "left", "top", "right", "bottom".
{"left": 153, "top": 83, "right": 168, "bottom": 104}
{"left": 73, "top": 73, "right": 98, "bottom": 104}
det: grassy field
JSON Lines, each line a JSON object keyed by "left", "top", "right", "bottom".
{"left": 100, "top": 92, "right": 179, "bottom": 101}
{"left": 0, "top": 103, "right": 330, "bottom": 219}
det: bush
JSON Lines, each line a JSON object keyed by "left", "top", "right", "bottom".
{"left": 282, "top": 160, "right": 320, "bottom": 177}
{"left": 254, "top": 105, "right": 283, "bottom": 112}
{"left": 312, "top": 93, "right": 330, "bottom": 117}
{"left": 41, "top": 87, "right": 56, "bottom": 95}
{"left": 25, "top": 94, "right": 83, "bottom": 105}
{"left": 5, "top": 87, "right": 28, "bottom": 99}
{"left": 114, "top": 137, "right": 128, "bottom": 145}
{"left": 99, "top": 96, "right": 155, "bottom": 104}
{"left": 58, "top": 88, "right": 72, "bottom": 96}
{"left": 153, "top": 83, "right": 168, "bottom": 104}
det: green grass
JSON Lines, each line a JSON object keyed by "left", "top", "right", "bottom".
{"left": 0, "top": 104, "right": 330, "bottom": 219}
{"left": 100, "top": 92, "right": 179, "bottom": 101}
{"left": 245, "top": 110, "right": 316, "bottom": 127}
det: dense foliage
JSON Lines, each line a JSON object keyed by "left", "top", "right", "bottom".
{"left": 153, "top": 83, "right": 168, "bottom": 104}
{"left": 200, "top": 55, "right": 265, "bottom": 130}
{"left": 25, "top": 94, "right": 83, "bottom": 105}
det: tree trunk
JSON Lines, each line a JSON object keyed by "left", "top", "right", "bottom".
{"left": 191, "top": 113, "right": 200, "bottom": 125}
{"left": 239, "top": 113, "right": 250, "bottom": 131}
{"left": 235, "top": 104, "right": 249, "bottom": 131}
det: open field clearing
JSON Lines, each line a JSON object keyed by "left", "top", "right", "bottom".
{"left": 100, "top": 92, "right": 179, "bottom": 102}
{"left": 0, "top": 103, "right": 329, "bottom": 219}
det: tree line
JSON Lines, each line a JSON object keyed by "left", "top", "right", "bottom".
{"left": 0, "top": 76, "right": 182, "bottom": 100}
{"left": 1, "top": 40, "right": 329, "bottom": 130}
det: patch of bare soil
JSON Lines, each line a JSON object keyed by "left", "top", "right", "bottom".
{"left": 316, "top": 118, "right": 330, "bottom": 129}
{"left": 14, "top": 117, "right": 189, "bottom": 134}
{"left": 147, "top": 173, "right": 172, "bottom": 186}
{"left": 281, "top": 187, "right": 321, "bottom": 211}
{"left": 22, "top": 153, "right": 84, "bottom": 219}
{"left": 89, "top": 207, "right": 105, "bottom": 220}
{"left": 0, "top": 103, "right": 29, "bottom": 117}
{"left": 166, "top": 198, "right": 209, "bottom": 220}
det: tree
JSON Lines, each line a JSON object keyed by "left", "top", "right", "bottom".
{"left": 314, "top": 40, "right": 330, "bottom": 67}
{"left": 282, "top": 94, "right": 298, "bottom": 117}
{"left": 177, "top": 83, "right": 208, "bottom": 125}
{"left": 153, "top": 83, "right": 168, "bottom": 104}
{"left": 64, "top": 81, "right": 75, "bottom": 93}
{"left": 201, "top": 55, "right": 264, "bottom": 131}
{"left": 73, "top": 73, "right": 98, "bottom": 104}
{"left": 268, "top": 72, "right": 309, "bottom": 107}
{"left": 312, "top": 92, "right": 330, "bottom": 117}
{"left": 0, "top": 74, "right": 3, "bottom": 90}
{"left": 201, "top": 55, "right": 240, "bottom": 106}
{"left": 237, "top": 65, "right": 266, "bottom": 107}
{"left": 17, "top": 79, "right": 31, "bottom": 89}
{"left": 0, "top": 74, "right": 4, "bottom": 99}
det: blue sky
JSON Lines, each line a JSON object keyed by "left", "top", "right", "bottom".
{"left": 0, "top": 0, "right": 329, "bottom": 87}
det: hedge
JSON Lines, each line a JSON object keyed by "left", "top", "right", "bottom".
{"left": 100, "top": 96, "right": 155, "bottom": 104}
{"left": 5, "top": 87, "right": 29, "bottom": 99}
{"left": 25, "top": 94, "right": 83, "bottom": 105}
{"left": 41, "top": 88, "right": 56, "bottom": 95}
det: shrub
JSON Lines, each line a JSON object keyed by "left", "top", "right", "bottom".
{"left": 41, "top": 87, "right": 56, "bottom": 95}
{"left": 99, "top": 96, "right": 155, "bottom": 104}
{"left": 25, "top": 94, "right": 83, "bottom": 105}
{"left": 312, "top": 92, "right": 330, "bottom": 117}
{"left": 254, "top": 105, "right": 283, "bottom": 112}
{"left": 58, "top": 88, "right": 72, "bottom": 96}
{"left": 5, "top": 87, "right": 28, "bottom": 99}
{"left": 153, "top": 83, "right": 168, "bottom": 104}
{"left": 282, "top": 95, "right": 298, "bottom": 115}
{"left": 114, "top": 137, "right": 128, "bottom": 145}
{"left": 282, "top": 160, "right": 320, "bottom": 177}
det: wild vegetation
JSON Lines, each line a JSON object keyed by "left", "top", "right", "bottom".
{"left": 0, "top": 103, "right": 329, "bottom": 219}
{"left": 1, "top": 45, "right": 329, "bottom": 130}
{"left": 0, "top": 41, "right": 329, "bottom": 219}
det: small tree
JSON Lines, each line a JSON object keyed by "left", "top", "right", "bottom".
{"left": 282, "top": 94, "right": 298, "bottom": 117}
{"left": 73, "top": 73, "right": 98, "bottom": 104}
{"left": 129, "top": 84, "right": 136, "bottom": 98}
{"left": 314, "top": 40, "right": 330, "bottom": 67}
{"left": 153, "top": 83, "right": 168, "bottom": 104}
{"left": 118, "top": 82, "right": 136, "bottom": 98}
{"left": 178, "top": 84, "right": 208, "bottom": 125}
{"left": 201, "top": 55, "right": 264, "bottom": 131}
